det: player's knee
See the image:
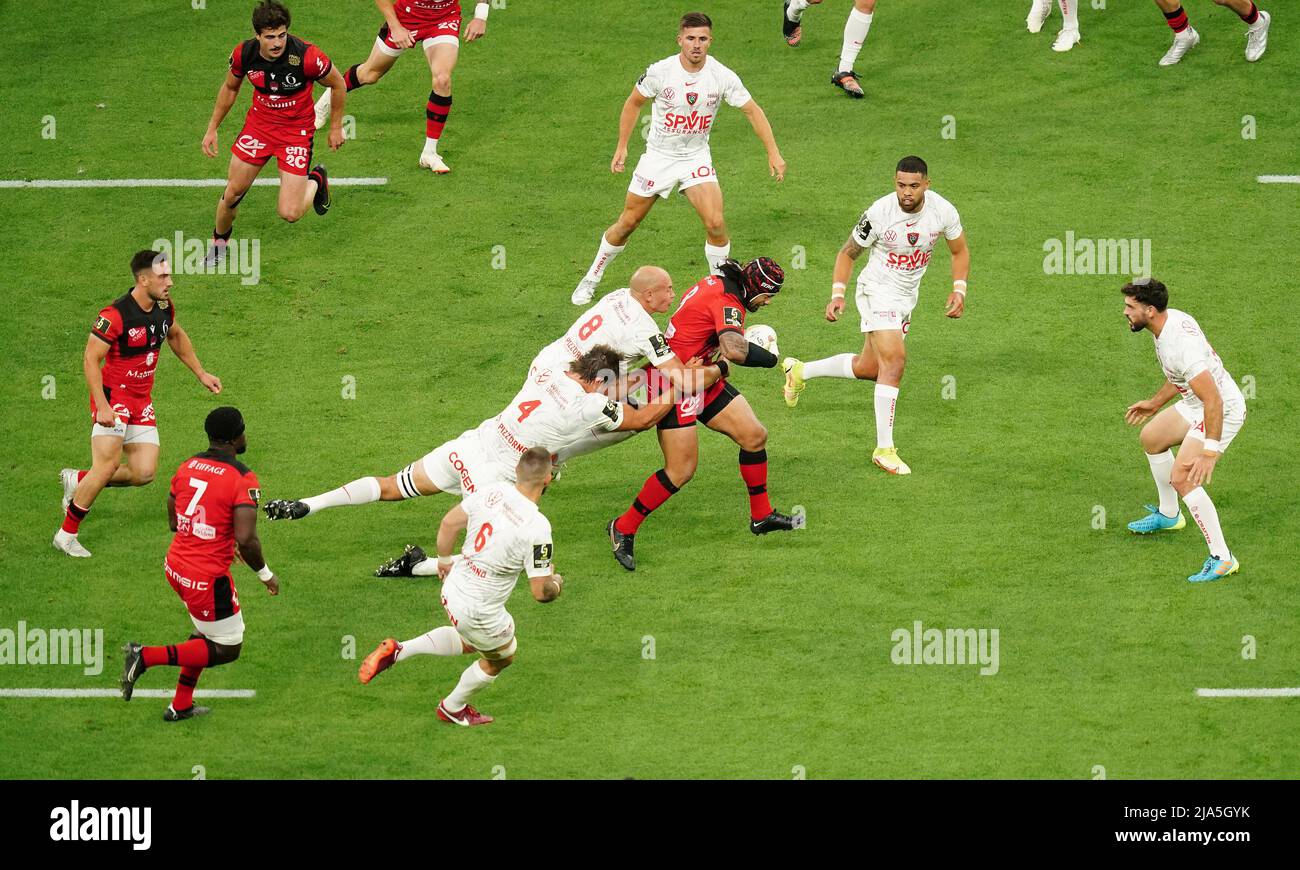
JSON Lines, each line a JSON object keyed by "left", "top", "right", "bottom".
{"left": 278, "top": 204, "right": 304, "bottom": 223}
{"left": 741, "top": 426, "right": 768, "bottom": 452}
{"left": 377, "top": 476, "right": 403, "bottom": 500}
{"left": 1139, "top": 426, "right": 1163, "bottom": 453}
{"left": 851, "top": 354, "right": 876, "bottom": 380}
{"left": 131, "top": 469, "right": 156, "bottom": 486}
{"left": 484, "top": 656, "right": 513, "bottom": 675}
{"left": 432, "top": 71, "right": 452, "bottom": 93}
{"left": 617, "top": 212, "right": 645, "bottom": 234}
{"left": 666, "top": 462, "right": 695, "bottom": 487}
{"left": 703, "top": 215, "right": 726, "bottom": 237}
{"left": 360, "top": 66, "right": 384, "bottom": 86}
{"left": 206, "top": 639, "right": 242, "bottom": 666}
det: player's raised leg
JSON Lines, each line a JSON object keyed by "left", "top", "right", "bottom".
{"left": 609, "top": 427, "right": 698, "bottom": 571}
{"left": 1127, "top": 405, "right": 1189, "bottom": 533}
{"left": 277, "top": 163, "right": 328, "bottom": 222}
{"left": 831, "top": 0, "right": 875, "bottom": 98}
{"left": 121, "top": 632, "right": 242, "bottom": 722}
{"left": 784, "top": 330, "right": 880, "bottom": 408}
{"left": 682, "top": 180, "right": 731, "bottom": 276}
{"left": 358, "top": 627, "right": 473, "bottom": 683}
{"left": 263, "top": 453, "right": 444, "bottom": 520}
{"left": 704, "top": 393, "right": 798, "bottom": 533}
{"left": 573, "top": 193, "right": 657, "bottom": 305}
{"left": 867, "top": 328, "right": 909, "bottom": 474}
{"left": 1052, "top": 1, "right": 1081, "bottom": 52}
{"left": 314, "top": 43, "right": 401, "bottom": 129}
{"left": 419, "top": 40, "right": 460, "bottom": 173}
{"left": 1171, "top": 429, "right": 1238, "bottom": 582}
{"left": 1153, "top": 0, "right": 1200, "bottom": 66}
{"left": 781, "top": 0, "right": 821, "bottom": 46}
{"left": 207, "top": 156, "right": 263, "bottom": 265}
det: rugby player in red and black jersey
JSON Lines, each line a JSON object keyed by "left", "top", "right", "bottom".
{"left": 607, "top": 257, "right": 800, "bottom": 571}
{"left": 121, "top": 407, "right": 279, "bottom": 722}
{"left": 54, "top": 251, "right": 222, "bottom": 559}
{"left": 201, "top": 1, "right": 346, "bottom": 264}
{"left": 311, "top": 1, "right": 497, "bottom": 174}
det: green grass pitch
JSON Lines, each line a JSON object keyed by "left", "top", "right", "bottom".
{"left": 1, "top": 0, "right": 1297, "bottom": 779}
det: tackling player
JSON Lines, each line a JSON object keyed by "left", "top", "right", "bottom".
{"left": 608, "top": 257, "right": 798, "bottom": 573}
{"left": 1025, "top": 1, "right": 1082, "bottom": 52}
{"left": 310, "top": 1, "right": 494, "bottom": 174}
{"left": 262, "top": 346, "right": 707, "bottom": 523}
{"left": 781, "top": 156, "right": 969, "bottom": 476}
{"left": 571, "top": 12, "right": 786, "bottom": 306}
{"left": 1121, "top": 280, "right": 1245, "bottom": 583}
{"left": 55, "top": 251, "right": 222, "bottom": 558}
{"left": 357, "top": 448, "right": 560, "bottom": 727}
{"left": 120, "top": 408, "right": 280, "bottom": 721}
{"left": 202, "top": 1, "right": 345, "bottom": 263}
{"left": 780, "top": 1, "right": 875, "bottom": 98}
{"left": 1150, "top": 1, "right": 1270, "bottom": 66}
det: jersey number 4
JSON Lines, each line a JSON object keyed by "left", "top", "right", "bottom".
{"left": 517, "top": 400, "right": 541, "bottom": 422}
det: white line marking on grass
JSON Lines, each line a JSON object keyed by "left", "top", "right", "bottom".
{"left": 1257, "top": 175, "right": 1300, "bottom": 185}
{"left": 0, "top": 688, "right": 255, "bottom": 698}
{"left": 1196, "top": 688, "right": 1300, "bottom": 698}
{"left": 0, "top": 178, "right": 387, "bottom": 189}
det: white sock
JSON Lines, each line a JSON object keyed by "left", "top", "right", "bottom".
{"left": 443, "top": 660, "right": 496, "bottom": 713}
{"left": 423, "top": 136, "right": 438, "bottom": 155}
{"left": 302, "top": 476, "right": 381, "bottom": 514}
{"left": 787, "top": 0, "right": 811, "bottom": 22}
{"left": 874, "top": 383, "right": 899, "bottom": 449}
{"left": 411, "top": 556, "right": 440, "bottom": 577}
{"left": 1145, "top": 450, "right": 1179, "bottom": 517}
{"left": 839, "top": 8, "right": 873, "bottom": 72}
{"left": 803, "top": 353, "right": 857, "bottom": 380}
{"left": 1058, "top": 0, "right": 1077, "bottom": 30}
{"left": 396, "top": 626, "right": 462, "bottom": 660}
{"left": 584, "top": 234, "right": 625, "bottom": 284}
{"left": 1182, "top": 486, "right": 1231, "bottom": 561}
{"left": 705, "top": 241, "right": 731, "bottom": 275}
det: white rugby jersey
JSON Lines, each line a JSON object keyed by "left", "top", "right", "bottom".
{"left": 636, "top": 55, "right": 752, "bottom": 158}
{"left": 445, "top": 482, "right": 553, "bottom": 610}
{"left": 1153, "top": 309, "right": 1244, "bottom": 410}
{"left": 851, "top": 191, "right": 963, "bottom": 298}
{"left": 476, "top": 365, "right": 624, "bottom": 470}
{"left": 533, "top": 288, "right": 676, "bottom": 371}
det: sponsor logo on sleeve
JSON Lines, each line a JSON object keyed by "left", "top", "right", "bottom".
{"left": 722, "top": 306, "right": 743, "bottom": 328}
{"left": 247, "top": 487, "right": 260, "bottom": 504}
{"left": 532, "top": 543, "right": 553, "bottom": 569}
{"left": 649, "top": 334, "right": 670, "bottom": 358}
{"left": 601, "top": 400, "right": 620, "bottom": 424}
{"left": 855, "top": 213, "right": 872, "bottom": 239}
{"left": 94, "top": 315, "right": 112, "bottom": 335}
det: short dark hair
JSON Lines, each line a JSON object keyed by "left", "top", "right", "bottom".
{"left": 516, "top": 447, "right": 553, "bottom": 484}
{"left": 130, "top": 249, "right": 165, "bottom": 278}
{"left": 205, "top": 406, "right": 246, "bottom": 443}
{"left": 896, "top": 155, "right": 928, "bottom": 176}
{"left": 680, "top": 11, "right": 712, "bottom": 30}
{"left": 252, "top": 0, "right": 290, "bottom": 33}
{"left": 570, "top": 344, "right": 623, "bottom": 385}
{"left": 1121, "top": 278, "right": 1168, "bottom": 312}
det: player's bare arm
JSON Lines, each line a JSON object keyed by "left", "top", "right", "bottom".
{"left": 464, "top": 2, "right": 489, "bottom": 41}
{"left": 738, "top": 100, "right": 785, "bottom": 181}
{"left": 167, "top": 492, "right": 178, "bottom": 533}
{"left": 165, "top": 324, "right": 222, "bottom": 394}
{"left": 83, "top": 334, "right": 117, "bottom": 426}
{"left": 1125, "top": 381, "right": 1181, "bottom": 426}
{"left": 320, "top": 65, "right": 348, "bottom": 151}
{"left": 530, "top": 572, "right": 563, "bottom": 603}
{"left": 827, "top": 234, "right": 866, "bottom": 321}
{"left": 655, "top": 355, "right": 727, "bottom": 396}
{"left": 612, "top": 89, "right": 649, "bottom": 173}
{"left": 202, "top": 70, "right": 244, "bottom": 158}
{"left": 375, "top": 0, "right": 416, "bottom": 48}
{"left": 1185, "top": 371, "right": 1224, "bottom": 487}
{"left": 234, "top": 505, "right": 278, "bottom": 594}
{"left": 616, "top": 399, "right": 676, "bottom": 431}
{"left": 436, "top": 503, "right": 470, "bottom": 580}
{"left": 719, "top": 329, "right": 781, "bottom": 369}
{"left": 945, "top": 232, "right": 970, "bottom": 318}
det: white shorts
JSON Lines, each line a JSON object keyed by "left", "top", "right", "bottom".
{"left": 419, "top": 432, "right": 507, "bottom": 497}
{"left": 856, "top": 284, "right": 915, "bottom": 336}
{"left": 441, "top": 585, "right": 515, "bottom": 655}
{"left": 190, "top": 611, "right": 245, "bottom": 646}
{"left": 1176, "top": 400, "right": 1246, "bottom": 452}
{"left": 629, "top": 149, "right": 718, "bottom": 199}
{"left": 91, "top": 420, "right": 160, "bottom": 446}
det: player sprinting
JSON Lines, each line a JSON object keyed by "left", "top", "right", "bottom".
{"left": 201, "top": 1, "right": 345, "bottom": 264}
{"left": 608, "top": 257, "right": 798, "bottom": 573}
{"left": 54, "top": 251, "right": 222, "bottom": 558}
{"left": 311, "top": 1, "right": 492, "bottom": 175}
{"left": 262, "top": 346, "right": 686, "bottom": 525}
{"left": 780, "top": 1, "right": 875, "bottom": 97}
{"left": 571, "top": 11, "right": 786, "bottom": 306}
{"left": 781, "top": 156, "right": 969, "bottom": 476}
{"left": 120, "top": 408, "right": 280, "bottom": 721}
{"left": 1025, "top": 0, "right": 1082, "bottom": 53}
{"left": 1151, "top": 0, "right": 1270, "bottom": 66}
{"left": 1121, "top": 280, "right": 1245, "bottom": 583}
{"left": 357, "top": 448, "right": 561, "bottom": 727}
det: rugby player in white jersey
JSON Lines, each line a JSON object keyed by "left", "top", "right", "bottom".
{"left": 780, "top": 1, "right": 878, "bottom": 96}
{"left": 261, "top": 346, "right": 687, "bottom": 525}
{"left": 571, "top": 11, "right": 786, "bottom": 306}
{"left": 1026, "top": 1, "right": 1083, "bottom": 53}
{"left": 781, "top": 156, "right": 970, "bottom": 475}
{"left": 356, "top": 447, "right": 561, "bottom": 727}
{"left": 1121, "top": 279, "right": 1245, "bottom": 583}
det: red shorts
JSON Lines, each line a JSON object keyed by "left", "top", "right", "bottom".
{"left": 165, "top": 558, "right": 240, "bottom": 622}
{"left": 380, "top": 5, "right": 462, "bottom": 51}
{"left": 89, "top": 389, "right": 156, "bottom": 428}
{"left": 231, "top": 119, "right": 314, "bottom": 176}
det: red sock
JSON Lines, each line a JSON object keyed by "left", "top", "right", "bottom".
{"left": 61, "top": 502, "right": 89, "bottom": 534}
{"left": 173, "top": 666, "right": 202, "bottom": 711}
{"left": 1239, "top": 2, "right": 1259, "bottom": 24}
{"left": 426, "top": 92, "right": 452, "bottom": 140}
{"left": 615, "top": 470, "right": 680, "bottom": 535}
{"left": 142, "top": 638, "right": 210, "bottom": 669}
{"left": 344, "top": 63, "right": 363, "bottom": 91}
{"left": 76, "top": 470, "right": 88, "bottom": 483}
{"left": 1164, "top": 6, "right": 1189, "bottom": 32}
{"left": 739, "top": 449, "right": 772, "bottom": 520}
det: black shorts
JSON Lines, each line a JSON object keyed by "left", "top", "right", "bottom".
{"left": 658, "top": 381, "right": 741, "bottom": 430}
